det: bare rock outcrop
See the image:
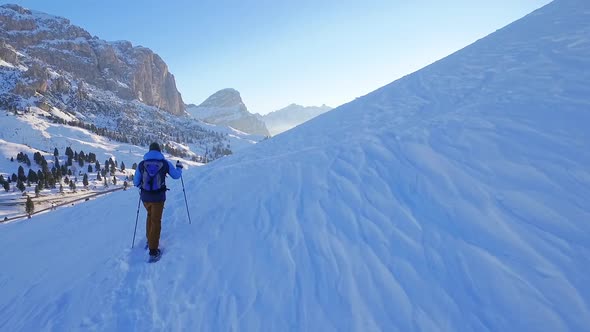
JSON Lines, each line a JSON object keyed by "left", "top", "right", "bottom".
{"left": 0, "top": 4, "right": 184, "bottom": 115}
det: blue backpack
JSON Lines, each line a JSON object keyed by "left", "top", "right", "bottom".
{"left": 140, "top": 159, "right": 168, "bottom": 192}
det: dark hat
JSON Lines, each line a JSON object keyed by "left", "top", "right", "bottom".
{"left": 149, "top": 142, "right": 161, "bottom": 152}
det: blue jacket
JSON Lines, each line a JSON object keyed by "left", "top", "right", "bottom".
{"left": 133, "top": 150, "right": 182, "bottom": 202}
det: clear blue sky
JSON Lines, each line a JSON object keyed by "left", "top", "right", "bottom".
{"left": 6, "top": 0, "right": 551, "bottom": 114}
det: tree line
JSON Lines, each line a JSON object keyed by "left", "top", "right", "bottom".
{"left": 46, "top": 114, "right": 232, "bottom": 162}
{"left": 0, "top": 147, "right": 134, "bottom": 196}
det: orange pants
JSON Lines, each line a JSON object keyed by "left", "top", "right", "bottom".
{"left": 144, "top": 201, "right": 165, "bottom": 250}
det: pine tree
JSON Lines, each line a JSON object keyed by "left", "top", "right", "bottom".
{"left": 83, "top": 174, "right": 89, "bottom": 187}
{"left": 27, "top": 169, "right": 38, "bottom": 183}
{"left": 17, "top": 179, "right": 25, "bottom": 192}
{"left": 112, "top": 176, "right": 117, "bottom": 185}
{"left": 132, "top": 162, "right": 137, "bottom": 170}
{"left": 18, "top": 165, "right": 26, "bottom": 182}
{"left": 34, "top": 184, "right": 40, "bottom": 197}
{"left": 41, "top": 160, "right": 49, "bottom": 175}
{"left": 3, "top": 181, "right": 9, "bottom": 192}
{"left": 120, "top": 162, "right": 126, "bottom": 171}
{"left": 88, "top": 165, "right": 93, "bottom": 173}
{"left": 25, "top": 196, "right": 34, "bottom": 215}
{"left": 47, "top": 173, "right": 56, "bottom": 189}
{"left": 54, "top": 147, "right": 59, "bottom": 157}
{"left": 97, "top": 172, "right": 102, "bottom": 181}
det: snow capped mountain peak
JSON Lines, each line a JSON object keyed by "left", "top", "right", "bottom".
{"left": 0, "top": 3, "right": 90, "bottom": 41}
{"left": 0, "top": 4, "right": 31, "bottom": 15}
{"left": 187, "top": 88, "right": 270, "bottom": 136}
{"left": 199, "top": 88, "right": 245, "bottom": 108}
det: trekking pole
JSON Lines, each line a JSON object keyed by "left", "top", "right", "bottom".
{"left": 180, "top": 173, "right": 192, "bottom": 224}
{"left": 131, "top": 195, "right": 141, "bottom": 248}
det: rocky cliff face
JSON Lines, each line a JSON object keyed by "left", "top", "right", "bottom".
{"left": 0, "top": 4, "right": 184, "bottom": 115}
{"left": 187, "top": 88, "right": 270, "bottom": 136}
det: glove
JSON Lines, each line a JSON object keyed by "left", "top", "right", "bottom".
{"left": 176, "top": 160, "right": 183, "bottom": 169}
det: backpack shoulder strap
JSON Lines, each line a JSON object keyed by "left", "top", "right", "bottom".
{"left": 161, "top": 159, "right": 170, "bottom": 174}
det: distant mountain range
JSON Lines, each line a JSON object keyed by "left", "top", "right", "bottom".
{"left": 187, "top": 89, "right": 332, "bottom": 136}
{"left": 259, "top": 103, "right": 333, "bottom": 136}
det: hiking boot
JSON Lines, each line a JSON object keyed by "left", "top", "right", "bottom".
{"left": 149, "top": 249, "right": 161, "bottom": 257}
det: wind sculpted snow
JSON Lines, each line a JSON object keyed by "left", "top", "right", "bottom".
{"left": 1, "top": 0, "right": 590, "bottom": 331}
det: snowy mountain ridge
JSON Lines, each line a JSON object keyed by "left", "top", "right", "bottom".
{"left": 1, "top": 0, "right": 590, "bottom": 331}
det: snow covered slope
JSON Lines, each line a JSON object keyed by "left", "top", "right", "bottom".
{"left": 1, "top": 0, "right": 590, "bottom": 331}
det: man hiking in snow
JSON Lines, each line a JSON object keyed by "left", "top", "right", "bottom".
{"left": 133, "top": 142, "right": 183, "bottom": 261}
